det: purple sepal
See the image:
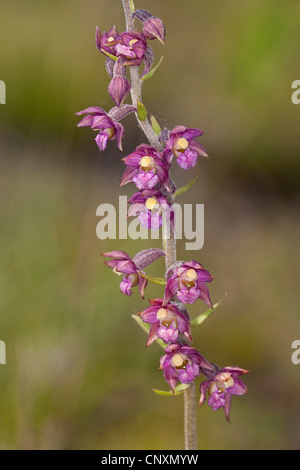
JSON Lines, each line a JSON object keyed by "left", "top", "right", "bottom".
{"left": 132, "top": 9, "right": 152, "bottom": 22}
{"left": 140, "top": 46, "right": 154, "bottom": 79}
{"left": 105, "top": 58, "right": 115, "bottom": 78}
{"left": 133, "top": 248, "right": 165, "bottom": 270}
{"left": 108, "top": 75, "right": 131, "bottom": 107}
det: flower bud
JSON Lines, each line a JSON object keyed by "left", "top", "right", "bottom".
{"left": 143, "top": 17, "right": 165, "bottom": 44}
{"left": 108, "top": 76, "right": 131, "bottom": 107}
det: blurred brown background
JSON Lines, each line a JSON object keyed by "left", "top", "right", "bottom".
{"left": 0, "top": 0, "right": 300, "bottom": 449}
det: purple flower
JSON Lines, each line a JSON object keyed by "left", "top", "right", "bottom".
{"left": 166, "top": 126, "right": 208, "bottom": 170}
{"left": 120, "top": 144, "right": 170, "bottom": 190}
{"left": 164, "top": 260, "right": 213, "bottom": 306}
{"left": 138, "top": 299, "right": 192, "bottom": 347}
{"left": 160, "top": 344, "right": 215, "bottom": 393}
{"left": 128, "top": 189, "right": 171, "bottom": 230}
{"left": 76, "top": 106, "right": 124, "bottom": 151}
{"left": 115, "top": 31, "right": 148, "bottom": 66}
{"left": 199, "top": 366, "right": 248, "bottom": 422}
{"left": 102, "top": 249, "right": 165, "bottom": 298}
{"left": 95, "top": 25, "right": 120, "bottom": 58}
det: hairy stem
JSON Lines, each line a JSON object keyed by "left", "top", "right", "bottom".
{"left": 164, "top": 227, "right": 197, "bottom": 450}
{"left": 122, "top": 0, "right": 197, "bottom": 451}
{"left": 122, "top": 0, "right": 162, "bottom": 151}
{"left": 184, "top": 381, "right": 197, "bottom": 450}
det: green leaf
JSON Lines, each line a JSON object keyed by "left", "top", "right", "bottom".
{"left": 129, "top": 0, "right": 135, "bottom": 13}
{"left": 137, "top": 100, "right": 148, "bottom": 121}
{"left": 131, "top": 315, "right": 166, "bottom": 349}
{"left": 141, "top": 56, "right": 164, "bottom": 82}
{"left": 137, "top": 271, "right": 166, "bottom": 285}
{"left": 150, "top": 115, "right": 162, "bottom": 136}
{"left": 190, "top": 293, "right": 228, "bottom": 328}
{"left": 131, "top": 314, "right": 150, "bottom": 336}
{"left": 100, "top": 49, "right": 117, "bottom": 62}
{"left": 152, "top": 383, "right": 190, "bottom": 396}
{"left": 174, "top": 173, "right": 199, "bottom": 198}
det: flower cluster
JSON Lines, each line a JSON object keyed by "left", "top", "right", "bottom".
{"left": 77, "top": 5, "right": 248, "bottom": 423}
{"left": 137, "top": 260, "right": 248, "bottom": 421}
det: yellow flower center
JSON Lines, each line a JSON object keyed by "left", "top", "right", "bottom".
{"left": 157, "top": 308, "right": 174, "bottom": 328}
{"left": 181, "top": 268, "right": 197, "bottom": 290}
{"left": 129, "top": 39, "right": 139, "bottom": 47}
{"left": 226, "top": 376, "right": 234, "bottom": 388}
{"left": 186, "top": 269, "right": 197, "bottom": 281}
{"left": 208, "top": 374, "right": 234, "bottom": 396}
{"left": 145, "top": 197, "right": 159, "bottom": 211}
{"left": 177, "top": 137, "right": 189, "bottom": 150}
{"left": 107, "top": 36, "right": 115, "bottom": 43}
{"left": 156, "top": 308, "right": 167, "bottom": 320}
{"left": 219, "top": 373, "right": 234, "bottom": 388}
{"left": 172, "top": 354, "right": 184, "bottom": 368}
{"left": 171, "top": 354, "right": 188, "bottom": 369}
{"left": 140, "top": 156, "right": 155, "bottom": 172}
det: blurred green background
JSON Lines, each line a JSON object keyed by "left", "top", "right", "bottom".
{"left": 0, "top": 0, "right": 300, "bottom": 450}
